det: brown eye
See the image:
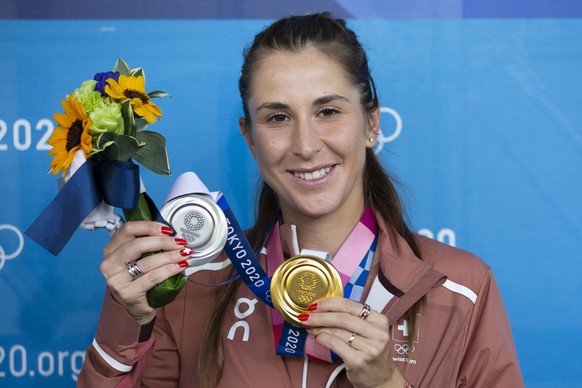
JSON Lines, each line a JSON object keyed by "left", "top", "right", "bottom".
{"left": 267, "top": 112, "right": 289, "bottom": 123}
{"left": 318, "top": 107, "right": 339, "bottom": 117}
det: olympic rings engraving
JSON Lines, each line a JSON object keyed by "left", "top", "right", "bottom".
{"left": 0, "top": 224, "right": 24, "bottom": 271}
{"left": 394, "top": 344, "right": 415, "bottom": 355}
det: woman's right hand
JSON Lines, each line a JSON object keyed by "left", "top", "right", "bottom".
{"left": 100, "top": 221, "right": 190, "bottom": 325}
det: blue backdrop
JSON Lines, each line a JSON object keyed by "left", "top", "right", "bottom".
{"left": 1, "top": 1, "right": 581, "bottom": 386}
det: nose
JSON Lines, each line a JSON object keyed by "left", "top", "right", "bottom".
{"left": 290, "top": 118, "right": 322, "bottom": 159}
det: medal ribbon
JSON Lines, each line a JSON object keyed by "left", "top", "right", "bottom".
{"left": 217, "top": 196, "right": 273, "bottom": 306}
{"left": 160, "top": 172, "right": 273, "bottom": 304}
{"left": 267, "top": 206, "right": 378, "bottom": 361}
{"left": 162, "top": 172, "right": 378, "bottom": 362}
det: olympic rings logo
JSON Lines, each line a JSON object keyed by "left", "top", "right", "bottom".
{"left": 394, "top": 344, "right": 415, "bottom": 355}
{"left": 0, "top": 224, "right": 24, "bottom": 271}
{"left": 185, "top": 211, "right": 205, "bottom": 231}
{"left": 373, "top": 107, "right": 403, "bottom": 154}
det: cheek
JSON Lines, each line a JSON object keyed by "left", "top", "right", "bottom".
{"left": 252, "top": 133, "right": 286, "bottom": 165}
{"left": 334, "top": 130, "right": 367, "bottom": 155}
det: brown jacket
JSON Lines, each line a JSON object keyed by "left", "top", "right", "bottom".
{"left": 78, "top": 214, "right": 524, "bottom": 387}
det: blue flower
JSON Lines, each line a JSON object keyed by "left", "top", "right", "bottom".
{"left": 93, "top": 71, "right": 120, "bottom": 96}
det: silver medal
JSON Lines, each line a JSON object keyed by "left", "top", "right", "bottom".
{"left": 160, "top": 194, "right": 227, "bottom": 267}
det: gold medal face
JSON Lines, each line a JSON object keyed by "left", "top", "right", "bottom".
{"left": 271, "top": 255, "right": 343, "bottom": 327}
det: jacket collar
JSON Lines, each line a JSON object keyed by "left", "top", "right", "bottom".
{"left": 365, "top": 212, "right": 446, "bottom": 322}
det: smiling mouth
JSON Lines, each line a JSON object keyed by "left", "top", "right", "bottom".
{"left": 293, "top": 166, "right": 332, "bottom": 181}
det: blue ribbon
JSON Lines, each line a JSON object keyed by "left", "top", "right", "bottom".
{"left": 217, "top": 195, "right": 273, "bottom": 307}
{"left": 93, "top": 159, "right": 140, "bottom": 209}
{"left": 217, "top": 196, "right": 307, "bottom": 356}
{"left": 26, "top": 159, "right": 141, "bottom": 256}
{"left": 277, "top": 324, "right": 308, "bottom": 357}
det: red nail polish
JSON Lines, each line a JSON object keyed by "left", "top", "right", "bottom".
{"left": 174, "top": 238, "right": 187, "bottom": 246}
{"left": 161, "top": 226, "right": 174, "bottom": 235}
{"left": 297, "top": 313, "right": 310, "bottom": 322}
{"left": 307, "top": 303, "right": 318, "bottom": 311}
{"left": 179, "top": 247, "right": 193, "bottom": 257}
{"left": 177, "top": 260, "right": 189, "bottom": 268}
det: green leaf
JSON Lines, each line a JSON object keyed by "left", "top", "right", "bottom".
{"left": 148, "top": 90, "right": 171, "bottom": 99}
{"left": 121, "top": 194, "right": 187, "bottom": 308}
{"left": 131, "top": 67, "right": 144, "bottom": 79}
{"left": 97, "top": 134, "right": 142, "bottom": 161}
{"left": 113, "top": 58, "right": 131, "bottom": 76}
{"left": 93, "top": 131, "right": 117, "bottom": 152}
{"left": 122, "top": 193, "right": 152, "bottom": 221}
{"left": 121, "top": 100, "right": 136, "bottom": 137}
{"left": 135, "top": 117, "right": 149, "bottom": 132}
{"left": 115, "top": 135, "right": 143, "bottom": 161}
{"left": 133, "top": 131, "right": 171, "bottom": 175}
{"left": 95, "top": 141, "right": 116, "bottom": 154}
{"left": 146, "top": 274, "right": 187, "bottom": 308}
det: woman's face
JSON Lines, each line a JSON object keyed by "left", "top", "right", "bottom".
{"left": 240, "top": 47, "right": 379, "bottom": 222}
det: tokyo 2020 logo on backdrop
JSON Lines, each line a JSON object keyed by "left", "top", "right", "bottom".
{"left": 0, "top": 224, "right": 24, "bottom": 271}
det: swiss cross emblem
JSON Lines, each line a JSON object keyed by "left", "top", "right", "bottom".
{"left": 392, "top": 315, "right": 421, "bottom": 343}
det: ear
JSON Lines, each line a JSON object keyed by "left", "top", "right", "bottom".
{"left": 239, "top": 117, "right": 257, "bottom": 159}
{"left": 366, "top": 105, "right": 380, "bottom": 148}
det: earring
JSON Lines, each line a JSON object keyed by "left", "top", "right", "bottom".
{"left": 368, "top": 137, "right": 375, "bottom": 143}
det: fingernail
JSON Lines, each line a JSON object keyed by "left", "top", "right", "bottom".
{"left": 179, "top": 247, "right": 193, "bottom": 257}
{"left": 161, "top": 226, "right": 174, "bottom": 235}
{"left": 307, "top": 303, "right": 318, "bottom": 311}
{"left": 174, "top": 238, "right": 187, "bottom": 246}
{"left": 177, "top": 260, "right": 189, "bottom": 268}
{"left": 297, "top": 313, "right": 310, "bottom": 322}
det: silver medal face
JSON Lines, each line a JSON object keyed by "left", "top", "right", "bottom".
{"left": 160, "top": 194, "right": 227, "bottom": 267}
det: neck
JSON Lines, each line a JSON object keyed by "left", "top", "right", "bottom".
{"left": 281, "top": 203, "right": 366, "bottom": 257}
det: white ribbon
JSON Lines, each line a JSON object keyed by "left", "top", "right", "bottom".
{"left": 63, "top": 150, "right": 124, "bottom": 232}
{"left": 164, "top": 172, "right": 231, "bottom": 276}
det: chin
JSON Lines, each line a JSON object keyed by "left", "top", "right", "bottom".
{"left": 285, "top": 198, "right": 344, "bottom": 220}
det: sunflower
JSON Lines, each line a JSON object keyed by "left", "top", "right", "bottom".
{"left": 48, "top": 93, "right": 93, "bottom": 177}
{"left": 105, "top": 74, "right": 162, "bottom": 124}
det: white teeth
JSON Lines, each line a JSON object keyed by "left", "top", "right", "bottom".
{"left": 294, "top": 167, "right": 331, "bottom": 181}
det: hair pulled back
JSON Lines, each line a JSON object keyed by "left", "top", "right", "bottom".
{"left": 199, "top": 13, "right": 423, "bottom": 387}
{"left": 239, "top": 12, "right": 379, "bottom": 121}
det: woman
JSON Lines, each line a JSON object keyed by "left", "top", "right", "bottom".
{"left": 78, "top": 13, "right": 524, "bottom": 387}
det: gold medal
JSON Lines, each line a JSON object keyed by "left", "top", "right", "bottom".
{"left": 270, "top": 255, "right": 343, "bottom": 327}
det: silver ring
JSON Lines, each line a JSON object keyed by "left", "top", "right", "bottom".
{"left": 348, "top": 333, "right": 357, "bottom": 347}
{"left": 127, "top": 260, "right": 144, "bottom": 280}
{"left": 359, "top": 303, "right": 371, "bottom": 319}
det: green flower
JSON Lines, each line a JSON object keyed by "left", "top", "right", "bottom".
{"left": 89, "top": 101, "right": 123, "bottom": 135}
{"left": 71, "top": 80, "right": 124, "bottom": 135}
{"left": 73, "top": 80, "right": 103, "bottom": 113}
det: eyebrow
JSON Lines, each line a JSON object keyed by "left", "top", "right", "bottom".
{"left": 255, "top": 94, "right": 351, "bottom": 114}
{"left": 314, "top": 94, "right": 350, "bottom": 105}
{"left": 255, "top": 102, "right": 289, "bottom": 113}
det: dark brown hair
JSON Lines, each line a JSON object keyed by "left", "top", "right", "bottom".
{"left": 199, "top": 13, "right": 423, "bottom": 387}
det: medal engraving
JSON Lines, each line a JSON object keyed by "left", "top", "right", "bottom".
{"left": 296, "top": 272, "right": 318, "bottom": 303}
{"left": 160, "top": 194, "right": 228, "bottom": 267}
{"left": 298, "top": 272, "right": 318, "bottom": 291}
{"left": 271, "top": 255, "right": 343, "bottom": 327}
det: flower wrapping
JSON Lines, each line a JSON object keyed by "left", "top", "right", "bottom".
{"left": 26, "top": 59, "right": 186, "bottom": 308}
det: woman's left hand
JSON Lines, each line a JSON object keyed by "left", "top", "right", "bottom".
{"left": 300, "top": 297, "right": 405, "bottom": 388}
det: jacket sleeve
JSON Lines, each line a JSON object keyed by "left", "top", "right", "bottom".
{"left": 77, "top": 290, "right": 180, "bottom": 387}
{"left": 457, "top": 269, "right": 524, "bottom": 388}
{"left": 141, "top": 302, "right": 181, "bottom": 387}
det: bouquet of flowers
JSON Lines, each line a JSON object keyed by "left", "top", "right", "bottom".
{"left": 48, "top": 58, "right": 170, "bottom": 178}
{"left": 27, "top": 58, "right": 186, "bottom": 308}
